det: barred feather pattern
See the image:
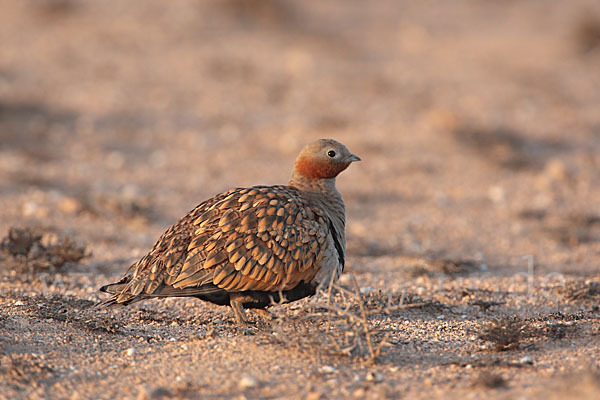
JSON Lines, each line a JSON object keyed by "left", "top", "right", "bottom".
{"left": 110, "top": 185, "right": 337, "bottom": 304}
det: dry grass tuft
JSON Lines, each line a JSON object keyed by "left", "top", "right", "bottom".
{"left": 0, "top": 227, "right": 90, "bottom": 274}
{"left": 262, "top": 277, "right": 449, "bottom": 364}
{"left": 477, "top": 312, "right": 585, "bottom": 351}
{"left": 543, "top": 322, "right": 577, "bottom": 340}
{"left": 405, "top": 256, "right": 482, "bottom": 278}
{"left": 0, "top": 354, "right": 55, "bottom": 390}
{"left": 262, "top": 276, "right": 414, "bottom": 365}
{"left": 6, "top": 293, "right": 124, "bottom": 335}
{"left": 559, "top": 280, "right": 600, "bottom": 302}
{"left": 478, "top": 317, "right": 529, "bottom": 351}
{"left": 474, "top": 371, "right": 507, "bottom": 389}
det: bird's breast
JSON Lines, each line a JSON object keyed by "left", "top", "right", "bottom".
{"left": 310, "top": 231, "right": 344, "bottom": 288}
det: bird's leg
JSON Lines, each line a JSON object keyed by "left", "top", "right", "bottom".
{"left": 229, "top": 293, "right": 252, "bottom": 326}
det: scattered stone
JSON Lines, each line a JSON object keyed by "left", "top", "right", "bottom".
{"left": 519, "top": 355, "right": 533, "bottom": 365}
{"left": 238, "top": 374, "right": 258, "bottom": 390}
{"left": 306, "top": 391, "right": 324, "bottom": 400}
{"left": 58, "top": 196, "right": 82, "bottom": 214}
{"left": 488, "top": 185, "right": 505, "bottom": 204}
{"left": 22, "top": 201, "right": 49, "bottom": 218}
{"left": 338, "top": 274, "right": 353, "bottom": 285}
{"left": 124, "top": 347, "right": 136, "bottom": 357}
{"left": 365, "top": 371, "right": 384, "bottom": 383}
{"left": 544, "top": 159, "right": 568, "bottom": 182}
{"left": 319, "top": 365, "right": 337, "bottom": 374}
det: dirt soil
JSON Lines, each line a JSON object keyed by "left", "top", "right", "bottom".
{"left": 1, "top": 1, "right": 600, "bottom": 399}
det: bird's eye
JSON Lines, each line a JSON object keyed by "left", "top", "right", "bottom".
{"left": 327, "top": 150, "right": 336, "bottom": 158}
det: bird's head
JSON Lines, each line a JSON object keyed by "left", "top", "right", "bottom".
{"left": 293, "top": 139, "right": 360, "bottom": 180}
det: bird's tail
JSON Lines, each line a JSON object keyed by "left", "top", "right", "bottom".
{"left": 99, "top": 282, "right": 127, "bottom": 294}
{"left": 96, "top": 276, "right": 226, "bottom": 308}
{"left": 95, "top": 276, "right": 138, "bottom": 308}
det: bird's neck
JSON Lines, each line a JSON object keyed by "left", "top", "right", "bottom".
{"left": 288, "top": 172, "right": 346, "bottom": 248}
{"left": 289, "top": 172, "right": 339, "bottom": 198}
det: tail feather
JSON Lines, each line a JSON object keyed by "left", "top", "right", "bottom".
{"left": 99, "top": 282, "right": 128, "bottom": 294}
{"left": 96, "top": 278, "right": 227, "bottom": 308}
{"left": 96, "top": 275, "right": 137, "bottom": 308}
{"left": 95, "top": 296, "right": 137, "bottom": 308}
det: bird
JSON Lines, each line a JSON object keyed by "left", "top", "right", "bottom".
{"left": 99, "top": 139, "right": 360, "bottom": 325}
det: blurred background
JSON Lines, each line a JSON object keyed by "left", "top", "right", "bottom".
{"left": 1, "top": 0, "right": 599, "bottom": 277}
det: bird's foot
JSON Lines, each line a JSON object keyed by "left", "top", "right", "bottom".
{"left": 230, "top": 293, "right": 254, "bottom": 327}
{"left": 251, "top": 308, "right": 277, "bottom": 323}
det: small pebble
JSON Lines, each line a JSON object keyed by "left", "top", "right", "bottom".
{"left": 488, "top": 185, "right": 505, "bottom": 203}
{"left": 306, "top": 391, "right": 324, "bottom": 400}
{"left": 125, "top": 347, "right": 136, "bottom": 357}
{"left": 238, "top": 375, "right": 258, "bottom": 390}
{"left": 58, "top": 196, "right": 81, "bottom": 214}
{"left": 319, "top": 365, "right": 337, "bottom": 374}
{"left": 365, "top": 371, "right": 385, "bottom": 382}
{"left": 14, "top": 300, "right": 25, "bottom": 306}
{"left": 338, "top": 274, "right": 353, "bottom": 285}
{"left": 519, "top": 356, "right": 533, "bottom": 365}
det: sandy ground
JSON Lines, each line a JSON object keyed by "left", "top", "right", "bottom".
{"left": 1, "top": 0, "right": 600, "bottom": 399}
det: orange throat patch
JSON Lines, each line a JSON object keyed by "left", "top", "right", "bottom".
{"left": 294, "top": 156, "right": 349, "bottom": 179}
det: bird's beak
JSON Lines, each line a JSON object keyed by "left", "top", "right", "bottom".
{"left": 347, "top": 154, "right": 361, "bottom": 162}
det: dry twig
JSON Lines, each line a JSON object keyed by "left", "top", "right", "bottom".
{"left": 264, "top": 274, "right": 396, "bottom": 365}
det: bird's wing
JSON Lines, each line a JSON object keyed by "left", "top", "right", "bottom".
{"left": 112, "top": 189, "right": 235, "bottom": 303}
{"left": 110, "top": 185, "right": 332, "bottom": 303}
{"left": 170, "top": 185, "right": 330, "bottom": 292}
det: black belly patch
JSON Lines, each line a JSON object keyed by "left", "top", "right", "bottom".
{"left": 195, "top": 281, "right": 318, "bottom": 309}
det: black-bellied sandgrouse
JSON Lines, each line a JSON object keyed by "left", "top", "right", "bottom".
{"left": 99, "top": 139, "right": 360, "bottom": 324}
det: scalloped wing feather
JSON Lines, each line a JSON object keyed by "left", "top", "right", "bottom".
{"left": 105, "top": 186, "right": 333, "bottom": 304}
{"left": 172, "top": 186, "right": 330, "bottom": 292}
